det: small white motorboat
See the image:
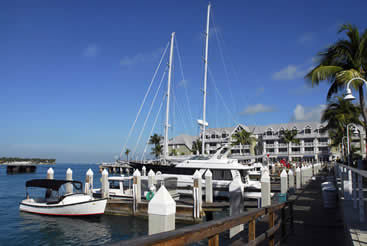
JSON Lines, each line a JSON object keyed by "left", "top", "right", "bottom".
{"left": 20, "top": 179, "right": 107, "bottom": 216}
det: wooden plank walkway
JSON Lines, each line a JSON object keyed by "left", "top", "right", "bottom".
{"left": 283, "top": 170, "right": 347, "bottom": 246}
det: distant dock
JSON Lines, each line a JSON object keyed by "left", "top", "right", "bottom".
{"left": 5, "top": 162, "right": 37, "bottom": 174}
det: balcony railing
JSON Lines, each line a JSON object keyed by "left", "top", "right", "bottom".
{"left": 266, "top": 144, "right": 275, "bottom": 148}
{"left": 318, "top": 142, "right": 329, "bottom": 146}
{"left": 304, "top": 151, "right": 315, "bottom": 154}
{"left": 278, "top": 143, "right": 287, "bottom": 147}
{"left": 304, "top": 142, "right": 314, "bottom": 146}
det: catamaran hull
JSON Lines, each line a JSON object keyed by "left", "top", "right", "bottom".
{"left": 19, "top": 198, "right": 107, "bottom": 216}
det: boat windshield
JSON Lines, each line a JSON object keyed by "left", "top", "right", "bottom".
{"left": 188, "top": 156, "right": 210, "bottom": 161}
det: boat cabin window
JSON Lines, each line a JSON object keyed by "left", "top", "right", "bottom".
{"left": 211, "top": 170, "right": 233, "bottom": 180}
{"left": 109, "top": 180, "right": 121, "bottom": 189}
{"left": 188, "top": 156, "right": 210, "bottom": 160}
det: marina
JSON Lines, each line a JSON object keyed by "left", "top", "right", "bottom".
{"left": 1, "top": 0, "right": 367, "bottom": 245}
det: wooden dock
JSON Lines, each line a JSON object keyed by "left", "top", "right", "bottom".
{"left": 6, "top": 164, "right": 37, "bottom": 174}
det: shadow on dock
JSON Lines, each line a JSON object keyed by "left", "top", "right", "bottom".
{"left": 283, "top": 169, "right": 346, "bottom": 246}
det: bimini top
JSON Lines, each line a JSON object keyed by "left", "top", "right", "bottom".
{"left": 25, "top": 179, "right": 82, "bottom": 191}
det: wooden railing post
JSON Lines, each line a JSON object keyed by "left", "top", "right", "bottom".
{"left": 268, "top": 211, "right": 274, "bottom": 246}
{"left": 208, "top": 234, "right": 219, "bottom": 246}
{"left": 281, "top": 207, "right": 286, "bottom": 241}
{"left": 248, "top": 219, "right": 256, "bottom": 242}
{"left": 290, "top": 202, "right": 294, "bottom": 233}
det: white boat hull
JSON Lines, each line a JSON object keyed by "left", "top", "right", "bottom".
{"left": 20, "top": 194, "right": 107, "bottom": 216}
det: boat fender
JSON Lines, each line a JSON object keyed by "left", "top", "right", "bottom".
{"left": 146, "top": 191, "right": 154, "bottom": 201}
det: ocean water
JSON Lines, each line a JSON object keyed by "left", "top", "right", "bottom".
{"left": 0, "top": 164, "right": 149, "bottom": 246}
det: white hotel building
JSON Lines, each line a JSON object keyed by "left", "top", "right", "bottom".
{"left": 169, "top": 121, "right": 365, "bottom": 162}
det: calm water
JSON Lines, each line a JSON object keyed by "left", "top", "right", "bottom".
{"left": 0, "top": 164, "right": 149, "bottom": 246}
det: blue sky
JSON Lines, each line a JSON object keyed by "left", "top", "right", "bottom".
{"left": 1, "top": 0, "right": 366, "bottom": 163}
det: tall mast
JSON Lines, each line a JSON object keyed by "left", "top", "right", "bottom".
{"left": 164, "top": 32, "right": 175, "bottom": 163}
{"left": 202, "top": 4, "right": 211, "bottom": 156}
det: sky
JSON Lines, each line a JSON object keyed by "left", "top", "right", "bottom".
{"left": 1, "top": 0, "right": 366, "bottom": 163}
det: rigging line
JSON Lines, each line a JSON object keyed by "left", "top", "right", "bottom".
{"left": 208, "top": 65, "right": 238, "bottom": 126}
{"left": 174, "top": 36, "right": 195, "bottom": 130}
{"left": 141, "top": 95, "right": 166, "bottom": 161}
{"left": 119, "top": 41, "right": 170, "bottom": 159}
{"left": 211, "top": 10, "right": 238, "bottom": 122}
{"left": 132, "top": 66, "right": 168, "bottom": 158}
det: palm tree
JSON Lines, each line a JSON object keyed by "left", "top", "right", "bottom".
{"left": 149, "top": 133, "right": 162, "bottom": 146}
{"left": 125, "top": 149, "right": 131, "bottom": 162}
{"left": 149, "top": 133, "right": 163, "bottom": 159}
{"left": 231, "top": 129, "right": 256, "bottom": 155}
{"left": 170, "top": 149, "right": 178, "bottom": 156}
{"left": 151, "top": 144, "right": 163, "bottom": 159}
{"left": 305, "top": 24, "right": 367, "bottom": 133}
{"left": 280, "top": 129, "right": 300, "bottom": 161}
{"left": 321, "top": 96, "right": 362, "bottom": 148}
{"left": 191, "top": 139, "right": 202, "bottom": 155}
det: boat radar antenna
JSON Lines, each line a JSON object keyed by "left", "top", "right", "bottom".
{"left": 201, "top": 3, "right": 211, "bottom": 156}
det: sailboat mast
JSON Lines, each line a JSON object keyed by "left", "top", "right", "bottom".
{"left": 202, "top": 4, "right": 211, "bottom": 156}
{"left": 164, "top": 32, "right": 175, "bottom": 163}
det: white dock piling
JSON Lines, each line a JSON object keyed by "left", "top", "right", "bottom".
{"left": 133, "top": 169, "right": 141, "bottom": 203}
{"left": 85, "top": 168, "right": 94, "bottom": 195}
{"left": 261, "top": 169, "right": 271, "bottom": 207}
{"left": 296, "top": 167, "right": 301, "bottom": 189}
{"left": 47, "top": 167, "right": 54, "bottom": 180}
{"left": 288, "top": 169, "right": 294, "bottom": 194}
{"left": 301, "top": 166, "right": 306, "bottom": 185}
{"left": 66, "top": 168, "right": 73, "bottom": 194}
{"left": 101, "top": 169, "right": 109, "bottom": 199}
{"left": 193, "top": 170, "right": 202, "bottom": 219}
{"left": 229, "top": 176, "right": 244, "bottom": 238}
{"left": 205, "top": 169, "right": 213, "bottom": 203}
{"left": 148, "top": 185, "right": 176, "bottom": 235}
{"left": 148, "top": 169, "right": 155, "bottom": 188}
{"left": 280, "top": 169, "right": 288, "bottom": 195}
{"left": 142, "top": 166, "right": 147, "bottom": 176}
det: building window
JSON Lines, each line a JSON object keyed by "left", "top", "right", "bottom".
{"left": 211, "top": 134, "right": 215, "bottom": 139}
{"left": 206, "top": 135, "right": 210, "bottom": 139}
{"left": 279, "top": 148, "right": 287, "bottom": 153}
{"left": 222, "top": 133, "right": 227, "bottom": 138}
{"left": 292, "top": 147, "right": 300, "bottom": 153}
{"left": 279, "top": 128, "right": 285, "bottom": 136}
{"left": 266, "top": 128, "right": 273, "bottom": 136}
{"left": 305, "top": 147, "right": 314, "bottom": 152}
{"left": 305, "top": 126, "right": 311, "bottom": 134}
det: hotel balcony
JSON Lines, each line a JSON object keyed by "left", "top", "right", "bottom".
{"left": 262, "top": 135, "right": 279, "bottom": 140}
{"left": 304, "top": 151, "right": 315, "bottom": 154}
{"left": 278, "top": 143, "right": 287, "bottom": 147}
{"left": 318, "top": 142, "right": 329, "bottom": 147}
{"left": 304, "top": 142, "right": 314, "bottom": 147}
{"left": 266, "top": 144, "right": 275, "bottom": 148}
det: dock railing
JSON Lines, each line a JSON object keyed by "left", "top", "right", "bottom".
{"left": 335, "top": 161, "right": 366, "bottom": 223}
{"left": 113, "top": 201, "right": 293, "bottom": 246}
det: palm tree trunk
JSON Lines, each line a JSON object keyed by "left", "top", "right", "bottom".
{"left": 358, "top": 85, "right": 367, "bottom": 159}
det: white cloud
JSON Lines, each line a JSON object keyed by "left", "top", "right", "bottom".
{"left": 291, "top": 104, "right": 326, "bottom": 122}
{"left": 298, "top": 32, "right": 315, "bottom": 44}
{"left": 272, "top": 65, "right": 307, "bottom": 80}
{"left": 241, "top": 104, "right": 277, "bottom": 115}
{"left": 82, "top": 44, "right": 99, "bottom": 57}
{"left": 120, "top": 48, "right": 163, "bottom": 66}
